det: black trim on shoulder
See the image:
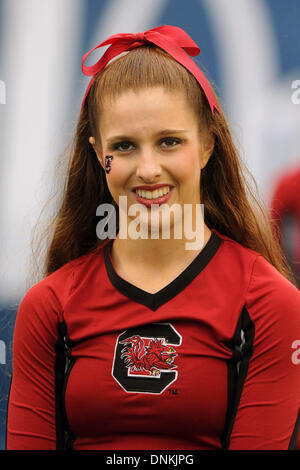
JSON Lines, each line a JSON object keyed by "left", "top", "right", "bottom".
{"left": 54, "top": 321, "right": 76, "bottom": 450}
{"left": 221, "top": 305, "right": 255, "bottom": 449}
{"left": 103, "top": 231, "right": 223, "bottom": 311}
{"left": 288, "top": 407, "right": 300, "bottom": 450}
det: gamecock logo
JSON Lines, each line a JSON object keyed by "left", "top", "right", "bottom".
{"left": 112, "top": 323, "right": 182, "bottom": 394}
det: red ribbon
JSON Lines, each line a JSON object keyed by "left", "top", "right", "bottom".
{"left": 81, "top": 24, "right": 219, "bottom": 114}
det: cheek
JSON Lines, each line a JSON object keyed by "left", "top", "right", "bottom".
{"left": 105, "top": 158, "right": 129, "bottom": 196}
{"left": 172, "top": 151, "right": 201, "bottom": 184}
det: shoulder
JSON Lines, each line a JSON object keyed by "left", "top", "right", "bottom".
{"left": 212, "top": 228, "right": 259, "bottom": 281}
{"left": 17, "top": 244, "right": 106, "bottom": 326}
{"left": 212, "top": 228, "right": 300, "bottom": 311}
{"left": 246, "top": 253, "right": 300, "bottom": 319}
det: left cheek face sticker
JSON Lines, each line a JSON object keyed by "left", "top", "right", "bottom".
{"left": 105, "top": 155, "right": 114, "bottom": 174}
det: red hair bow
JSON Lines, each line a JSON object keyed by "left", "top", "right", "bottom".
{"left": 81, "top": 24, "right": 219, "bottom": 114}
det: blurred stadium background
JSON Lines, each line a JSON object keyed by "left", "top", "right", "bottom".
{"left": 0, "top": 0, "right": 300, "bottom": 450}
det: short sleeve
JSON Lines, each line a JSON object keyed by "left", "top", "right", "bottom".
{"left": 227, "top": 255, "right": 300, "bottom": 450}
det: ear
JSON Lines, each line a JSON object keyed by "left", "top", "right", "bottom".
{"left": 89, "top": 136, "right": 104, "bottom": 170}
{"left": 201, "top": 133, "right": 215, "bottom": 170}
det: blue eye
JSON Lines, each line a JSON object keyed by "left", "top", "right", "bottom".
{"left": 112, "top": 137, "right": 181, "bottom": 152}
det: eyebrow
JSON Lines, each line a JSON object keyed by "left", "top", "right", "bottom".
{"left": 106, "top": 129, "right": 188, "bottom": 144}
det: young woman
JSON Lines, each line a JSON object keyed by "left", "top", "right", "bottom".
{"left": 6, "top": 25, "right": 300, "bottom": 450}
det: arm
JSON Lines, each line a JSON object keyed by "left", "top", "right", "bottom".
{"left": 226, "top": 255, "right": 300, "bottom": 450}
{"left": 6, "top": 282, "right": 66, "bottom": 450}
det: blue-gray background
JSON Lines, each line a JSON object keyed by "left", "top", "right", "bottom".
{"left": 0, "top": 0, "right": 300, "bottom": 450}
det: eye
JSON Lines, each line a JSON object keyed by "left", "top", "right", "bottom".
{"left": 112, "top": 141, "right": 134, "bottom": 152}
{"left": 111, "top": 137, "right": 182, "bottom": 152}
{"left": 160, "top": 137, "right": 182, "bottom": 148}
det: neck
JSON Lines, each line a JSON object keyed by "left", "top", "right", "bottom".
{"left": 110, "top": 210, "right": 212, "bottom": 274}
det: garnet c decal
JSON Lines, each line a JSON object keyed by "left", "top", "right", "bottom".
{"left": 112, "top": 323, "right": 182, "bottom": 394}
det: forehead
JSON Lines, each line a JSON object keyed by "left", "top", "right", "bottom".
{"left": 99, "top": 87, "right": 197, "bottom": 134}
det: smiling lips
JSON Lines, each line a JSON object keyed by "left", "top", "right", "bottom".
{"left": 133, "top": 185, "right": 173, "bottom": 207}
{"left": 135, "top": 186, "right": 170, "bottom": 199}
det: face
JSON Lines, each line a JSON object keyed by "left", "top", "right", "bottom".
{"left": 90, "top": 87, "right": 214, "bottom": 234}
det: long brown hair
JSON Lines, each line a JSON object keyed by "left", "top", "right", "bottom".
{"left": 28, "top": 45, "right": 296, "bottom": 287}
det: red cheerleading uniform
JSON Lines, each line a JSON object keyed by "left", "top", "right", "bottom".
{"left": 5, "top": 229, "right": 300, "bottom": 450}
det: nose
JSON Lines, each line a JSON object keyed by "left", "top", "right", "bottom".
{"left": 135, "top": 148, "right": 162, "bottom": 181}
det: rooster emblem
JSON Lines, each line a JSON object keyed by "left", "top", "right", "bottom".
{"left": 120, "top": 335, "right": 178, "bottom": 376}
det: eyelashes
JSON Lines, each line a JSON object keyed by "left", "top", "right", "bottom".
{"left": 110, "top": 137, "right": 182, "bottom": 152}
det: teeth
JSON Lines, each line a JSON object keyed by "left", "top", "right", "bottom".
{"left": 135, "top": 186, "right": 171, "bottom": 199}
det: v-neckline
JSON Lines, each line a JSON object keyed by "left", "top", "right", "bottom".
{"left": 103, "top": 230, "right": 223, "bottom": 311}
